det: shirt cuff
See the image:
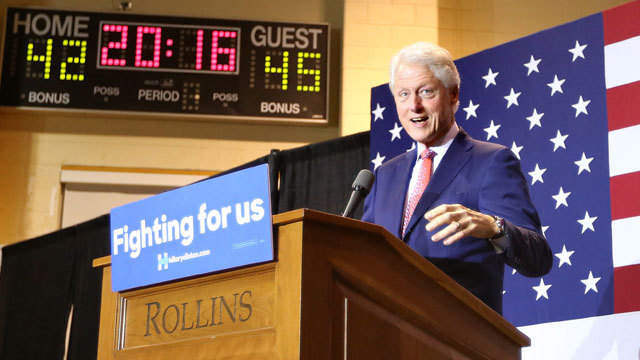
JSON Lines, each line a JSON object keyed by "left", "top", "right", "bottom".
{"left": 489, "top": 234, "right": 509, "bottom": 254}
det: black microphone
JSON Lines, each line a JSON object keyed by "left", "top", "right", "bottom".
{"left": 342, "top": 169, "right": 375, "bottom": 218}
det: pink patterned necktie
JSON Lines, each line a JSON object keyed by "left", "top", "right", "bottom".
{"left": 402, "top": 149, "right": 436, "bottom": 236}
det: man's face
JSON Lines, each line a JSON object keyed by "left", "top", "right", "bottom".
{"left": 392, "top": 63, "right": 458, "bottom": 147}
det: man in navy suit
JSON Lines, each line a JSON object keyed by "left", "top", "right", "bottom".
{"left": 362, "top": 42, "right": 552, "bottom": 314}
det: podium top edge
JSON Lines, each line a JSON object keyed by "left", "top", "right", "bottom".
{"left": 93, "top": 255, "right": 112, "bottom": 268}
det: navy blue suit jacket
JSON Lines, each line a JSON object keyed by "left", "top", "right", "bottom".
{"left": 362, "top": 130, "right": 552, "bottom": 313}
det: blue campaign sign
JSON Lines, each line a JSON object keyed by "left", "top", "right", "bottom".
{"left": 109, "top": 164, "right": 273, "bottom": 292}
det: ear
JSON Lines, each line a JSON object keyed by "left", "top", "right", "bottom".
{"left": 449, "top": 85, "right": 459, "bottom": 105}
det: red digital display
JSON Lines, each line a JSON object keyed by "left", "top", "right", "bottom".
{"left": 101, "top": 24, "right": 127, "bottom": 66}
{"left": 98, "top": 22, "right": 240, "bottom": 74}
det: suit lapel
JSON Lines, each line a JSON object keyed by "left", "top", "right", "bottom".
{"left": 383, "top": 151, "right": 417, "bottom": 237}
{"left": 403, "top": 131, "right": 474, "bottom": 238}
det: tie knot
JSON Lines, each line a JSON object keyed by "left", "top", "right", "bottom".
{"left": 421, "top": 149, "right": 436, "bottom": 160}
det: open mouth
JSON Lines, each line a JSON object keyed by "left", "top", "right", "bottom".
{"left": 410, "top": 116, "right": 428, "bottom": 124}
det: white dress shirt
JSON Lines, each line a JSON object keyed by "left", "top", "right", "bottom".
{"left": 406, "top": 122, "right": 459, "bottom": 199}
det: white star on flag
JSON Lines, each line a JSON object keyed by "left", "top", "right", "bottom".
{"left": 504, "top": 88, "right": 522, "bottom": 108}
{"left": 575, "top": 152, "right": 594, "bottom": 174}
{"left": 555, "top": 245, "right": 575, "bottom": 267}
{"left": 463, "top": 100, "right": 479, "bottom": 119}
{"left": 572, "top": 96, "right": 591, "bottom": 117}
{"left": 569, "top": 40, "right": 587, "bottom": 61}
{"left": 547, "top": 75, "right": 566, "bottom": 96}
{"left": 578, "top": 211, "right": 597, "bottom": 234}
{"left": 389, "top": 122, "right": 403, "bottom": 141}
{"left": 482, "top": 68, "right": 499, "bottom": 87}
{"left": 550, "top": 130, "right": 569, "bottom": 151}
{"left": 524, "top": 55, "right": 541, "bottom": 75}
{"left": 484, "top": 120, "right": 501, "bottom": 140}
{"left": 526, "top": 108, "right": 544, "bottom": 130}
{"left": 371, "top": 152, "right": 385, "bottom": 170}
{"left": 541, "top": 226, "right": 549, "bottom": 237}
{"left": 371, "top": 103, "right": 385, "bottom": 122}
{"left": 552, "top": 186, "right": 571, "bottom": 209}
{"left": 581, "top": 271, "right": 601, "bottom": 294}
{"left": 528, "top": 163, "right": 547, "bottom": 185}
{"left": 533, "top": 278, "right": 552, "bottom": 300}
{"left": 511, "top": 141, "right": 523, "bottom": 160}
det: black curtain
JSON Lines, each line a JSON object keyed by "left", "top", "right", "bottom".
{"left": 0, "top": 131, "right": 369, "bottom": 359}
{"left": 0, "top": 214, "right": 110, "bottom": 360}
{"left": 199, "top": 132, "right": 370, "bottom": 216}
{"left": 0, "top": 228, "right": 75, "bottom": 360}
{"left": 66, "top": 215, "right": 110, "bottom": 360}
{"left": 277, "top": 131, "right": 369, "bottom": 217}
{"left": 197, "top": 151, "right": 281, "bottom": 213}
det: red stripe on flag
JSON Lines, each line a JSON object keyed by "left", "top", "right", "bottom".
{"left": 607, "top": 81, "right": 640, "bottom": 131}
{"left": 614, "top": 264, "right": 640, "bottom": 313}
{"left": 610, "top": 171, "right": 640, "bottom": 220}
{"left": 603, "top": 0, "right": 640, "bottom": 45}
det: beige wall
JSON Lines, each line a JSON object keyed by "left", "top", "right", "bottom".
{"left": 438, "top": 0, "right": 631, "bottom": 61}
{"left": 0, "top": 0, "right": 631, "bottom": 245}
{"left": 342, "top": 0, "right": 440, "bottom": 136}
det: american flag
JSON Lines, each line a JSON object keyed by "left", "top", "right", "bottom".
{"left": 370, "top": 1, "right": 640, "bottom": 356}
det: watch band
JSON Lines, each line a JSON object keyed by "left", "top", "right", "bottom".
{"left": 489, "top": 215, "right": 506, "bottom": 240}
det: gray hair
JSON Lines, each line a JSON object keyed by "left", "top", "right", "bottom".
{"left": 389, "top": 42, "right": 461, "bottom": 92}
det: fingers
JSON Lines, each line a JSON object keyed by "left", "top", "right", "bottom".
{"left": 424, "top": 204, "right": 499, "bottom": 245}
{"left": 424, "top": 204, "right": 475, "bottom": 245}
{"left": 431, "top": 218, "right": 467, "bottom": 245}
{"left": 425, "top": 204, "right": 466, "bottom": 232}
{"left": 424, "top": 204, "right": 457, "bottom": 222}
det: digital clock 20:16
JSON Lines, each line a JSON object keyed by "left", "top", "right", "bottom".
{"left": 25, "top": 38, "right": 87, "bottom": 81}
{"left": 99, "top": 23, "right": 238, "bottom": 73}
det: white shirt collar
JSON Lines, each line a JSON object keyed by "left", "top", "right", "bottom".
{"left": 415, "top": 122, "right": 460, "bottom": 162}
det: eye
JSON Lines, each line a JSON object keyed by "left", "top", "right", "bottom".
{"left": 396, "top": 90, "right": 409, "bottom": 99}
{"left": 420, "top": 88, "right": 434, "bottom": 96}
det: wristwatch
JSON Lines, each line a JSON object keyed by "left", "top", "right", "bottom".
{"left": 489, "top": 215, "right": 506, "bottom": 240}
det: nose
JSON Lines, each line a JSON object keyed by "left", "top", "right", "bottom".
{"left": 409, "top": 94, "right": 424, "bottom": 113}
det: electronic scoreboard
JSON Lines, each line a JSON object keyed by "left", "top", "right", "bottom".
{"left": 0, "top": 7, "right": 329, "bottom": 123}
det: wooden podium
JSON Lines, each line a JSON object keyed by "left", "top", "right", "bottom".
{"left": 93, "top": 209, "right": 529, "bottom": 359}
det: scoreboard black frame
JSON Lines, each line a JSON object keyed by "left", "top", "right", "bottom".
{"left": 0, "top": 7, "right": 330, "bottom": 123}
